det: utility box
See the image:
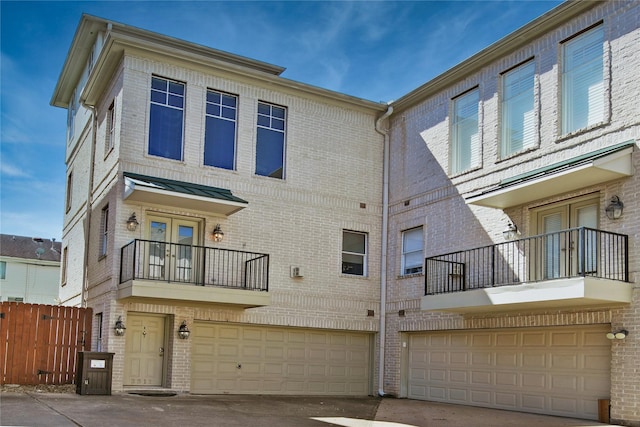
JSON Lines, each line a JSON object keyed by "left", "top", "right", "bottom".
{"left": 76, "top": 351, "right": 115, "bottom": 395}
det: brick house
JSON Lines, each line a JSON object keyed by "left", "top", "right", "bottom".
{"left": 51, "top": 1, "right": 639, "bottom": 424}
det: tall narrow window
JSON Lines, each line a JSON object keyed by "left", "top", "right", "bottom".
{"left": 149, "top": 76, "right": 185, "bottom": 160}
{"left": 451, "top": 89, "right": 480, "bottom": 174}
{"left": 94, "top": 313, "right": 103, "bottom": 351}
{"left": 204, "top": 90, "right": 237, "bottom": 169}
{"left": 402, "top": 227, "right": 423, "bottom": 275}
{"left": 65, "top": 172, "right": 73, "bottom": 213}
{"left": 100, "top": 205, "right": 109, "bottom": 257}
{"left": 68, "top": 90, "right": 76, "bottom": 142}
{"left": 106, "top": 101, "right": 115, "bottom": 154}
{"left": 342, "top": 231, "right": 367, "bottom": 276}
{"left": 0, "top": 261, "right": 6, "bottom": 280}
{"left": 256, "top": 102, "right": 286, "bottom": 179}
{"left": 561, "top": 25, "right": 604, "bottom": 134}
{"left": 501, "top": 61, "right": 535, "bottom": 157}
{"left": 61, "top": 247, "right": 68, "bottom": 285}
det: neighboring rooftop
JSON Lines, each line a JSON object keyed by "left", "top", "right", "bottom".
{"left": 0, "top": 234, "right": 62, "bottom": 262}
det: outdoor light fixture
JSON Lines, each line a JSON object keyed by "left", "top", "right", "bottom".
{"left": 114, "top": 316, "right": 126, "bottom": 336}
{"left": 126, "top": 213, "right": 139, "bottom": 231}
{"left": 605, "top": 196, "right": 624, "bottom": 220}
{"left": 606, "top": 329, "right": 628, "bottom": 340}
{"left": 178, "top": 321, "right": 191, "bottom": 339}
{"left": 502, "top": 222, "right": 519, "bottom": 240}
{"left": 210, "top": 224, "right": 224, "bottom": 242}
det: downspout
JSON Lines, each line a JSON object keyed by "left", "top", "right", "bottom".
{"left": 81, "top": 102, "right": 98, "bottom": 308}
{"left": 375, "top": 104, "right": 393, "bottom": 397}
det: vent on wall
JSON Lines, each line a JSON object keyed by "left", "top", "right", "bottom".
{"left": 290, "top": 266, "right": 303, "bottom": 278}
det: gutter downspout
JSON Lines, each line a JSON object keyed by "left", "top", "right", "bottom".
{"left": 375, "top": 104, "right": 393, "bottom": 397}
{"left": 81, "top": 102, "right": 98, "bottom": 308}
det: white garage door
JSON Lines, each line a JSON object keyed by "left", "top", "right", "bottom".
{"left": 191, "top": 322, "right": 371, "bottom": 395}
{"left": 408, "top": 325, "right": 610, "bottom": 420}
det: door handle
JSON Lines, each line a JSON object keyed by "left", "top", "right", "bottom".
{"left": 159, "top": 347, "right": 164, "bottom": 357}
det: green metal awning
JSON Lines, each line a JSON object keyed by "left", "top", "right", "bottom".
{"left": 466, "top": 141, "right": 635, "bottom": 208}
{"left": 123, "top": 172, "right": 248, "bottom": 216}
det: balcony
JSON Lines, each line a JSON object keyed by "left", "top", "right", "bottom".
{"left": 422, "top": 227, "right": 631, "bottom": 313}
{"left": 118, "top": 240, "right": 270, "bottom": 308}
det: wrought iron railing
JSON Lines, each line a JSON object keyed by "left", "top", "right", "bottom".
{"left": 425, "top": 227, "right": 628, "bottom": 295}
{"left": 120, "top": 239, "right": 269, "bottom": 291}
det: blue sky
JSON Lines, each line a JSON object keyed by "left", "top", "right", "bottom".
{"left": 0, "top": 0, "right": 562, "bottom": 240}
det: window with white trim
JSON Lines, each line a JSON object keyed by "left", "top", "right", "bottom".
{"left": 0, "top": 261, "right": 6, "bottom": 280}
{"left": 106, "top": 101, "right": 115, "bottom": 154}
{"left": 501, "top": 61, "right": 535, "bottom": 157}
{"left": 61, "top": 247, "right": 68, "bottom": 285}
{"left": 451, "top": 89, "right": 480, "bottom": 174}
{"left": 149, "top": 76, "right": 185, "bottom": 160}
{"left": 561, "top": 25, "right": 604, "bottom": 134}
{"left": 65, "top": 172, "right": 73, "bottom": 213}
{"left": 256, "top": 102, "right": 286, "bottom": 179}
{"left": 342, "top": 230, "right": 367, "bottom": 276}
{"left": 204, "top": 90, "right": 237, "bottom": 169}
{"left": 100, "top": 205, "right": 109, "bottom": 257}
{"left": 402, "top": 227, "right": 423, "bottom": 275}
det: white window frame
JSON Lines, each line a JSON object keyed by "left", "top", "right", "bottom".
{"left": 342, "top": 230, "right": 367, "bottom": 276}
{"left": 0, "top": 261, "right": 6, "bottom": 280}
{"left": 561, "top": 25, "right": 604, "bottom": 135}
{"left": 65, "top": 171, "right": 73, "bottom": 213}
{"left": 100, "top": 205, "right": 109, "bottom": 258}
{"left": 501, "top": 60, "right": 536, "bottom": 158}
{"left": 61, "top": 247, "right": 68, "bottom": 286}
{"left": 450, "top": 88, "right": 480, "bottom": 174}
{"left": 402, "top": 227, "right": 424, "bottom": 275}
{"left": 106, "top": 100, "right": 115, "bottom": 155}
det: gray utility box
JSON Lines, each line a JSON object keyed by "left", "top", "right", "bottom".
{"left": 76, "top": 351, "right": 115, "bottom": 395}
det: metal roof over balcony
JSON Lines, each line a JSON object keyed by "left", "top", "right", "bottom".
{"left": 123, "top": 172, "right": 248, "bottom": 216}
{"left": 466, "top": 141, "right": 635, "bottom": 209}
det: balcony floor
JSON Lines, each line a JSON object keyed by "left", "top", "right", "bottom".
{"left": 118, "top": 279, "right": 271, "bottom": 308}
{"left": 421, "top": 276, "right": 632, "bottom": 314}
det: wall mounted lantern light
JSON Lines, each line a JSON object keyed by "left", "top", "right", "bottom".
{"left": 605, "top": 196, "right": 624, "bottom": 220}
{"left": 502, "top": 222, "right": 519, "bottom": 240}
{"left": 126, "top": 213, "right": 140, "bottom": 231}
{"left": 114, "top": 316, "right": 126, "bottom": 336}
{"left": 210, "top": 224, "right": 224, "bottom": 242}
{"left": 178, "top": 321, "right": 191, "bottom": 339}
{"left": 606, "top": 329, "right": 628, "bottom": 340}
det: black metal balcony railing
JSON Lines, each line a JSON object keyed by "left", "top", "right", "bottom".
{"left": 425, "top": 227, "right": 628, "bottom": 295}
{"left": 120, "top": 239, "right": 269, "bottom": 291}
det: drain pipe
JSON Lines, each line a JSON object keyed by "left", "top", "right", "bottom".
{"left": 375, "top": 104, "right": 393, "bottom": 397}
{"left": 80, "top": 102, "right": 98, "bottom": 308}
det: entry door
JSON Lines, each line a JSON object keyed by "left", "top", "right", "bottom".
{"left": 147, "top": 215, "right": 200, "bottom": 283}
{"left": 535, "top": 198, "right": 598, "bottom": 279}
{"left": 124, "top": 314, "right": 166, "bottom": 386}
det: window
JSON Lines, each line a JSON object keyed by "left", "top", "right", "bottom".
{"left": 95, "top": 313, "right": 103, "bottom": 352}
{"left": 100, "top": 205, "right": 109, "bottom": 257}
{"left": 61, "top": 247, "right": 68, "bottom": 285}
{"left": 204, "top": 90, "right": 237, "bottom": 169}
{"left": 65, "top": 172, "right": 73, "bottom": 213}
{"left": 561, "top": 25, "right": 604, "bottom": 134}
{"left": 149, "top": 76, "right": 185, "bottom": 160}
{"left": 342, "top": 231, "right": 367, "bottom": 276}
{"left": 106, "top": 101, "right": 115, "bottom": 154}
{"left": 501, "top": 61, "right": 535, "bottom": 157}
{"left": 402, "top": 227, "right": 423, "bottom": 275}
{"left": 256, "top": 102, "right": 286, "bottom": 179}
{"left": 451, "top": 89, "right": 480, "bottom": 174}
{"left": 67, "top": 89, "right": 76, "bottom": 141}
{"left": 0, "top": 261, "right": 6, "bottom": 279}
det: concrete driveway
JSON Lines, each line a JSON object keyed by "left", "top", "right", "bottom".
{"left": 0, "top": 391, "right": 614, "bottom": 427}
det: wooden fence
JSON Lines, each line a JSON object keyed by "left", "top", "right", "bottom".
{"left": 0, "top": 303, "right": 92, "bottom": 385}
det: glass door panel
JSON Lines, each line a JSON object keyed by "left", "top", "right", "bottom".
{"left": 147, "top": 215, "right": 200, "bottom": 283}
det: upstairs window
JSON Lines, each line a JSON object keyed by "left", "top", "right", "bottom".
{"left": 100, "top": 205, "right": 109, "bottom": 257}
{"left": 65, "top": 172, "right": 73, "bottom": 213}
{"left": 342, "top": 230, "right": 367, "bottom": 276}
{"left": 402, "top": 227, "right": 423, "bottom": 275}
{"left": 256, "top": 102, "right": 286, "bottom": 179}
{"left": 106, "top": 101, "right": 115, "bottom": 154}
{"left": 561, "top": 25, "right": 604, "bottom": 134}
{"left": 501, "top": 61, "right": 535, "bottom": 157}
{"left": 149, "top": 76, "right": 185, "bottom": 160}
{"left": 451, "top": 89, "right": 480, "bottom": 174}
{"left": 204, "top": 90, "right": 237, "bottom": 170}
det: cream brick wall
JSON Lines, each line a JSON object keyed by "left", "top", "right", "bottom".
{"left": 385, "top": 1, "right": 639, "bottom": 423}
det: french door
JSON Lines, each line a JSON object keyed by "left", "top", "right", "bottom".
{"left": 534, "top": 197, "right": 598, "bottom": 279}
{"left": 147, "top": 215, "right": 200, "bottom": 283}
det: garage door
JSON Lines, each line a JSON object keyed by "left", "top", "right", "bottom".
{"left": 191, "top": 322, "right": 371, "bottom": 395}
{"left": 408, "top": 325, "right": 610, "bottom": 420}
